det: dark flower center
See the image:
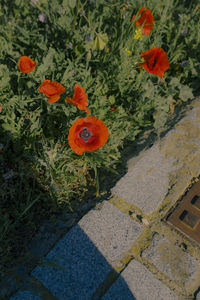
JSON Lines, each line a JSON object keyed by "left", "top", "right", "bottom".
{"left": 152, "top": 57, "right": 158, "bottom": 68}
{"left": 79, "top": 127, "right": 92, "bottom": 142}
{"left": 148, "top": 56, "right": 158, "bottom": 70}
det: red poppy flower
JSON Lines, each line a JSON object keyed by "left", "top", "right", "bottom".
{"left": 132, "top": 7, "right": 154, "bottom": 35}
{"left": 65, "top": 84, "right": 90, "bottom": 114}
{"left": 38, "top": 80, "right": 66, "bottom": 103}
{"left": 68, "top": 116, "right": 109, "bottom": 155}
{"left": 139, "top": 47, "right": 170, "bottom": 77}
{"left": 18, "top": 56, "right": 37, "bottom": 73}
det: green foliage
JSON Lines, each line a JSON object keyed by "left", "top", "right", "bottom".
{"left": 93, "top": 33, "right": 108, "bottom": 51}
{"left": 0, "top": 64, "right": 10, "bottom": 89}
{"left": 179, "top": 85, "right": 194, "bottom": 102}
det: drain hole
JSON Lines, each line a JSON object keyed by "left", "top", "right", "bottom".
{"left": 191, "top": 195, "right": 200, "bottom": 209}
{"left": 179, "top": 210, "right": 199, "bottom": 228}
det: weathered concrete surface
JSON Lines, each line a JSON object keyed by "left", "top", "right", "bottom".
{"left": 102, "top": 259, "right": 177, "bottom": 300}
{"left": 143, "top": 234, "right": 198, "bottom": 285}
{"left": 78, "top": 201, "right": 142, "bottom": 264}
{"left": 31, "top": 201, "right": 142, "bottom": 299}
{"left": 111, "top": 98, "right": 200, "bottom": 215}
{"left": 111, "top": 143, "right": 178, "bottom": 214}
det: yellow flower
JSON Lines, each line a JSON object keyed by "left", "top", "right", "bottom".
{"left": 125, "top": 48, "right": 131, "bottom": 55}
{"left": 134, "top": 28, "right": 143, "bottom": 40}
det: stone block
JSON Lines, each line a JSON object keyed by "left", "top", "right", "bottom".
{"left": 143, "top": 234, "right": 197, "bottom": 285}
{"left": 102, "top": 259, "right": 177, "bottom": 300}
{"left": 111, "top": 143, "right": 177, "bottom": 214}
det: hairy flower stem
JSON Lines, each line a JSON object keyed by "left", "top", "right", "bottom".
{"left": 72, "top": 0, "right": 81, "bottom": 32}
{"left": 81, "top": 13, "right": 98, "bottom": 35}
{"left": 72, "top": 0, "right": 98, "bottom": 35}
{"left": 17, "top": 72, "right": 22, "bottom": 101}
{"left": 94, "top": 165, "right": 100, "bottom": 197}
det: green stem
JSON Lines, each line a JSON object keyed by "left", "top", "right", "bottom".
{"left": 82, "top": 13, "right": 98, "bottom": 35}
{"left": 17, "top": 72, "right": 21, "bottom": 100}
{"left": 72, "top": 0, "right": 81, "bottom": 32}
{"left": 94, "top": 164, "right": 100, "bottom": 197}
{"left": 73, "top": 0, "right": 98, "bottom": 35}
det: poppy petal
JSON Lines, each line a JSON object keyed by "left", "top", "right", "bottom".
{"left": 83, "top": 107, "right": 90, "bottom": 114}
{"left": 73, "top": 84, "right": 88, "bottom": 106}
{"left": 66, "top": 84, "right": 90, "bottom": 113}
{"left": 65, "top": 97, "right": 74, "bottom": 104}
{"left": 38, "top": 80, "right": 65, "bottom": 100}
{"left": 48, "top": 95, "right": 60, "bottom": 103}
{"left": 132, "top": 7, "right": 154, "bottom": 35}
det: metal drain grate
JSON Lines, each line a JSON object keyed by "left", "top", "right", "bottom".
{"left": 166, "top": 180, "right": 200, "bottom": 246}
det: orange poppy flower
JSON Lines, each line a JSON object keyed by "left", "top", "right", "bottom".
{"left": 38, "top": 80, "right": 66, "bottom": 103}
{"left": 132, "top": 7, "right": 154, "bottom": 35}
{"left": 18, "top": 56, "right": 37, "bottom": 73}
{"left": 68, "top": 116, "right": 109, "bottom": 155}
{"left": 139, "top": 47, "right": 170, "bottom": 77}
{"left": 65, "top": 84, "right": 90, "bottom": 114}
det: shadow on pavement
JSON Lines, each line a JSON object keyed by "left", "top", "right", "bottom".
{"left": 10, "top": 225, "right": 136, "bottom": 300}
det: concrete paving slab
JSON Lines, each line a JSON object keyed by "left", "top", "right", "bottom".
{"left": 143, "top": 234, "right": 198, "bottom": 285}
{"left": 102, "top": 259, "right": 177, "bottom": 300}
{"left": 111, "top": 143, "right": 177, "bottom": 214}
{"left": 31, "top": 201, "right": 142, "bottom": 299}
{"left": 78, "top": 201, "right": 143, "bottom": 264}
{"left": 111, "top": 98, "right": 200, "bottom": 215}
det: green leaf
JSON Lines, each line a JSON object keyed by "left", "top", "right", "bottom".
{"left": 62, "top": 69, "right": 74, "bottom": 84}
{"left": 0, "top": 77, "right": 10, "bottom": 89}
{"left": 93, "top": 33, "right": 108, "bottom": 51}
{"left": 108, "top": 95, "right": 115, "bottom": 105}
{"left": 169, "top": 77, "right": 180, "bottom": 87}
{"left": 50, "top": 0, "right": 60, "bottom": 10}
{"left": 62, "top": 0, "right": 71, "bottom": 12}
{"left": 179, "top": 85, "right": 194, "bottom": 102}
{"left": 68, "top": 0, "right": 76, "bottom": 9}
{"left": 34, "top": 47, "right": 56, "bottom": 78}
{"left": 153, "top": 110, "right": 168, "bottom": 129}
{"left": 74, "top": 44, "right": 85, "bottom": 56}
{"left": 84, "top": 40, "right": 94, "bottom": 51}
{"left": 57, "top": 15, "right": 71, "bottom": 28}
{"left": 143, "top": 80, "right": 155, "bottom": 98}
{"left": 27, "top": 81, "right": 34, "bottom": 88}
